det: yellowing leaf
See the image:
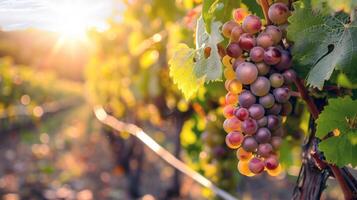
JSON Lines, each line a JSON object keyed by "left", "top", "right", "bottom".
{"left": 169, "top": 43, "right": 204, "bottom": 100}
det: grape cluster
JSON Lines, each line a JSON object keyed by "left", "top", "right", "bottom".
{"left": 221, "top": 3, "right": 296, "bottom": 176}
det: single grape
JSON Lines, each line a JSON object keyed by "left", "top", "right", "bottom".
{"left": 257, "top": 143, "right": 273, "bottom": 157}
{"left": 267, "top": 115, "right": 280, "bottom": 131}
{"left": 255, "top": 127, "right": 272, "bottom": 143}
{"left": 250, "top": 46, "right": 265, "bottom": 62}
{"left": 250, "top": 76, "right": 271, "bottom": 97}
{"left": 264, "top": 47, "right": 281, "bottom": 65}
{"left": 257, "top": 116, "right": 268, "bottom": 127}
{"left": 264, "top": 155, "right": 279, "bottom": 170}
{"left": 238, "top": 33, "right": 256, "bottom": 51}
{"left": 257, "top": 32, "right": 274, "bottom": 49}
{"left": 267, "top": 103, "right": 282, "bottom": 115}
{"left": 242, "top": 118, "right": 258, "bottom": 135}
{"left": 272, "top": 127, "right": 284, "bottom": 137}
{"left": 256, "top": 62, "right": 271, "bottom": 76}
{"left": 271, "top": 136, "right": 282, "bottom": 150}
{"left": 223, "top": 117, "right": 241, "bottom": 133}
{"left": 275, "top": 50, "right": 292, "bottom": 71}
{"left": 266, "top": 164, "right": 282, "bottom": 176}
{"left": 225, "top": 131, "right": 244, "bottom": 149}
{"left": 242, "top": 136, "right": 258, "bottom": 152}
{"left": 242, "top": 15, "right": 262, "bottom": 34}
{"left": 265, "top": 25, "right": 282, "bottom": 45}
{"left": 259, "top": 94, "right": 275, "bottom": 108}
{"left": 238, "top": 90, "right": 256, "bottom": 108}
{"left": 237, "top": 160, "right": 255, "bottom": 176}
{"left": 226, "top": 42, "right": 243, "bottom": 58}
{"left": 225, "top": 79, "right": 243, "bottom": 94}
{"left": 248, "top": 157, "right": 265, "bottom": 174}
{"left": 234, "top": 107, "right": 249, "bottom": 121}
{"left": 223, "top": 104, "right": 235, "bottom": 118}
{"left": 281, "top": 101, "right": 292, "bottom": 116}
{"left": 248, "top": 104, "right": 265, "bottom": 120}
{"left": 235, "top": 62, "right": 258, "bottom": 85}
{"left": 222, "top": 55, "right": 233, "bottom": 68}
{"left": 268, "top": 3, "right": 290, "bottom": 25}
{"left": 236, "top": 148, "right": 253, "bottom": 161}
{"left": 273, "top": 87, "right": 291, "bottom": 103}
{"left": 230, "top": 26, "right": 244, "bottom": 42}
{"left": 225, "top": 92, "right": 238, "bottom": 105}
{"left": 270, "top": 73, "right": 284, "bottom": 88}
{"left": 282, "top": 69, "right": 296, "bottom": 85}
{"left": 222, "top": 20, "right": 239, "bottom": 38}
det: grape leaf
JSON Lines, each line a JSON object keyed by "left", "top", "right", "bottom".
{"left": 202, "top": 0, "right": 240, "bottom": 33}
{"left": 194, "top": 16, "right": 223, "bottom": 82}
{"left": 316, "top": 97, "right": 357, "bottom": 167}
{"left": 311, "top": 0, "right": 357, "bottom": 14}
{"left": 169, "top": 44, "right": 205, "bottom": 100}
{"left": 287, "top": 1, "right": 357, "bottom": 89}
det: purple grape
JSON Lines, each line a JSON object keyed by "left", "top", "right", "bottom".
{"left": 257, "top": 116, "right": 268, "bottom": 127}
{"left": 282, "top": 69, "right": 296, "bottom": 85}
{"left": 267, "top": 103, "right": 282, "bottom": 115}
{"left": 242, "top": 15, "right": 262, "bottom": 34}
{"left": 230, "top": 26, "right": 244, "bottom": 42}
{"left": 248, "top": 104, "right": 265, "bottom": 119}
{"left": 265, "top": 155, "right": 279, "bottom": 170}
{"left": 234, "top": 107, "right": 249, "bottom": 121}
{"left": 226, "top": 42, "right": 243, "bottom": 58}
{"left": 238, "top": 90, "right": 256, "bottom": 108}
{"left": 256, "top": 62, "right": 271, "bottom": 76}
{"left": 264, "top": 47, "right": 281, "bottom": 65}
{"left": 281, "top": 101, "right": 293, "bottom": 116}
{"left": 242, "top": 136, "right": 258, "bottom": 152}
{"left": 249, "top": 157, "right": 265, "bottom": 174}
{"left": 268, "top": 3, "right": 290, "bottom": 25}
{"left": 257, "top": 32, "right": 274, "bottom": 49}
{"left": 275, "top": 50, "right": 292, "bottom": 71}
{"left": 269, "top": 73, "right": 284, "bottom": 88}
{"left": 257, "top": 143, "right": 273, "bottom": 157}
{"left": 255, "top": 128, "right": 271, "bottom": 143}
{"left": 259, "top": 94, "right": 275, "bottom": 108}
{"left": 233, "top": 59, "right": 244, "bottom": 71}
{"left": 265, "top": 25, "right": 282, "bottom": 45}
{"left": 250, "top": 47, "right": 265, "bottom": 62}
{"left": 273, "top": 87, "right": 291, "bottom": 103}
{"left": 222, "top": 20, "right": 238, "bottom": 38}
{"left": 242, "top": 118, "right": 258, "bottom": 135}
{"left": 238, "top": 33, "right": 256, "bottom": 51}
{"left": 236, "top": 62, "right": 258, "bottom": 85}
{"left": 250, "top": 76, "right": 271, "bottom": 97}
{"left": 267, "top": 115, "right": 280, "bottom": 131}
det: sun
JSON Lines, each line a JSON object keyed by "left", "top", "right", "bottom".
{"left": 49, "top": 1, "right": 108, "bottom": 41}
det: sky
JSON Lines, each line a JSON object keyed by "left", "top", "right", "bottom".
{"left": 0, "top": 0, "right": 116, "bottom": 32}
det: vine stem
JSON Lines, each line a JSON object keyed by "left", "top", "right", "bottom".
{"left": 330, "top": 165, "right": 354, "bottom": 200}
{"left": 259, "top": 0, "right": 271, "bottom": 25}
{"left": 293, "top": 76, "right": 319, "bottom": 120}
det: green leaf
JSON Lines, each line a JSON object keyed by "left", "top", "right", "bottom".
{"left": 316, "top": 97, "right": 357, "bottom": 167}
{"left": 169, "top": 44, "right": 205, "bottom": 100}
{"left": 202, "top": 0, "right": 241, "bottom": 33}
{"left": 195, "top": 17, "right": 223, "bottom": 82}
{"left": 287, "top": 1, "right": 357, "bottom": 89}
{"left": 311, "top": 0, "right": 357, "bottom": 14}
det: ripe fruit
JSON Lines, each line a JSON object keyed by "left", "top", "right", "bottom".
{"left": 242, "top": 118, "right": 258, "bottom": 135}
{"left": 238, "top": 160, "right": 255, "bottom": 176}
{"left": 264, "top": 47, "right": 282, "bottom": 65}
{"left": 242, "top": 136, "right": 258, "bottom": 152}
{"left": 250, "top": 46, "right": 265, "bottom": 62}
{"left": 242, "top": 15, "right": 262, "bottom": 34}
{"left": 236, "top": 148, "right": 253, "bottom": 161}
{"left": 250, "top": 76, "right": 271, "bottom": 97}
{"left": 222, "top": 20, "right": 239, "bottom": 38}
{"left": 223, "top": 117, "right": 241, "bottom": 133}
{"left": 226, "top": 42, "right": 242, "bottom": 58}
{"left": 226, "top": 131, "right": 244, "bottom": 149}
{"left": 248, "top": 157, "right": 265, "bottom": 174}
{"left": 235, "top": 62, "right": 258, "bottom": 85}
{"left": 268, "top": 3, "right": 290, "bottom": 25}
{"left": 239, "top": 33, "right": 256, "bottom": 51}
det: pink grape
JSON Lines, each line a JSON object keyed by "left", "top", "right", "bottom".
{"left": 226, "top": 42, "right": 242, "bottom": 58}
{"left": 242, "top": 118, "right": 258, "bottom": 135}
{"left": 250, "top": 47, "right": 265, "bottom": 62}
{"left": 242, "top": 136, "right": 258, "bottom": 152}
{"left": 273, "top": 87, "right": 291, "bottom": 103}
{"left": 235, "top": 62, "right": 258, "bottom": 85}
{"left": 256, "top": 62, "right": 271, "bottom": 76}
{"left": 275, "top": 50, "right": 292, "bottom": 71}
{"left": 248, "top": 104, "right": 265, "bottom": 120}
{"left": 257, "top": 143, "right": 273, "bottom": 157}
{"left": 225, "top": 131, "right": 244, "bottom": 149}
{"left": 257, "top": 32, "right": 274, "bottom": 49}
{"left": 265, "top": 155, "right": 280, "bottom": 170}
{"left": 239, "top": 33, "right": 256, "bottom": 51}
{"left": 238, "top": 90, "right": 257, "bottom": 108}
{"left": 249, "top": 157, "right": 265, "bottom": 174}
{"left": 268, "top": 3, "right": 290, "bottom": 25}
{"left": 250, "top": 76, "right": 271, "bottom": 97}
{"left": 265, "top": 25, "right": 282, "bottom": 45}
{"left": 242, "top": 15, "right": 262, "bottom": 34}
{"left": 264, "top": 47, "right": 281, "bottom": 65}
{"left": 234, "top": 107, "right": 250, "bottom": 121}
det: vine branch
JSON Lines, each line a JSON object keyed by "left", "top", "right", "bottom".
{"left": 330, "top": 165, "right": 354, "bottom": 200}
{"left": 259, "top": 0, "right": 271, "bottom": 25}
